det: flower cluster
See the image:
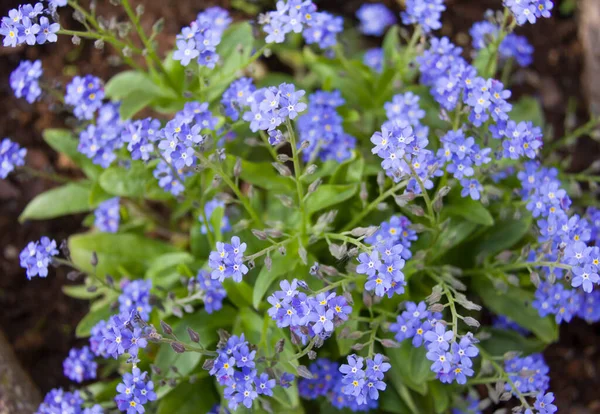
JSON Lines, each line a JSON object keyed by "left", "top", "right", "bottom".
{"left": 65, "top": 75, "right": 105, "bottom": 120}
{"left": 338, "top": 354, "right": 391, "bottom": 407}
{"left": 208, "top": 334, "right": 275, "bottom": 410}
{"left": 94, "top": 197, "right": 121, "bottom": 233}
{"left": 504, "top": 0, "right": 553, "bottom": 25}
{"left": 1, "top": 3, "right": 59, "bottom": 47}
{"left": 63, "top": 346, "right": 97, "bottom": 383}
{"left": 192, "top": 270, "right": 227, "bottom": 314}
{"left": 436, "top": 129, "right": 491, "bottom": 200}
{"left": 517, "top": 162, "right": 600, "bottom": 323}
{"left": 425, "top": 328, "right": 479, "bottom": 384}
{"left": 365, "top": 215, "right": 416, "bottom": 258}
{"left": 389, "top": 301, "right": 442, "bottom": 347}
{"left": 119, "top": 280, "right": 153, "bottom": 321}
{"left": 0, "top": 137, "right": 26, "bottom": 179}
{"left": 153, "top": 101, "right": 218, "bottom": 195}
{"left": 199, "top": 199, "right": 231, "bottom": 235}
{"left": 78, "top": 102, "right": 126, "bottom": 168}
{"left": 371, "top": 100, "right": 440, "bottom": 193}
{"left": 115, "top": 367, "right": 157, "bottom": 414}
{"left": 356, "top": 243, "right": 407, "bottom": 298}
{"left": 299, "top": 358, "right": 376, "bottom": 411}
{"left": 297, "top": 90, "right": 356, "bottom": 162}
{"left": 470, "top": 21, "right": 533, "bottom": 67}
{"left": 262, "top": 0, "right": 343, "bottom": 49}
{"left": 267, "top": 279, "right": 352, "bottom": 343}
{"left": 10, "top": 59, "right": 42, "bottom": 103}
{"left": 209, "top": 236, "right": 248, "bottom": 282}
{"left": 504, "top": 353, "right": 550, "bottom": 396}
{"left": 221, "top": 77, "right": 256, "bottom": 121}
{"left": 36, "top": 389, "right": 103, "bottom": 414}
{"left": 356, "top": 3, "right": 396, "bottom": 36}
{"left": 19, "top": 237, "right": 58, "bottom": 280}
{"left": 91, "top": 313, "right": 148, "bottom": 359}
{"left": 401, "top": 0, "right": 446, "bottom": 33}
{"left": 173, "top": 7, "right": 231, "bottom": 68}
{"left": 242, "top": 83, "right": 307, "bottom": 133}
{"left": 121, "top": 118, "right": 162, "bottom": 162}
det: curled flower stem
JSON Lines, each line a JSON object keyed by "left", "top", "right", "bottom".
{"left": 342, "top": 180, "right": 408, "bottom": 231}
{"left": 291, "top": 336, "right": 317, "bottom": 360}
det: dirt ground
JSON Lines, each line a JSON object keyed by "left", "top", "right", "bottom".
{"left": 0, "top": 0, "right": 598, "bottom": 412}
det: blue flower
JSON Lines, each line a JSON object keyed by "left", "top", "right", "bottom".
{"left": 36, "top": 16, "right": 59, "bottom": 43}
{"left": 94, "top": 197, "right": 120, "bottom": 233}
{"left": 221, "top": 77, "right": 256, "bottom": 121}
{"left": 402, "top": 0, "right": 446, "bottom": 33}
{"left": 10, "top": 59, "right": 42, "bottom": 103}
{"left": 0, "top": 137, "right": 27, "bottom": 179}
{"left": 505, "top": 0, "right": 553, "bottom": 25}
{"left": 65, "top": 75, "right": 105, "bottom": 120}
{"left": 195, "top": 269, "right": 227, "bottom": 314}
{"left": 19, "top": 237, "right": 58, "bottom": 280}
{"left": 356, "top": 3, "right": 396, "bottom": 36}
{"left": 119, "top": 280, "right": 152, "bottom": 321}
{"left": 209, "top": 236, "right": 248, "bottom": 282}
{"left": 254, "top": 373, "right": 276, "bottom": 396}
{"left": 36, "top": 389, "right": 87, "bottom": 413}
{"left": 115, "top": 368, "right": 156, "bottom": 414}
{"left": 534, "top": 392, "right": 557, "bottom": 414}
{"left": 63, "top": 346, "right": 97, "bottom": 383}
{"left": 424, "top": 323, "right": 453, "bottom": 351}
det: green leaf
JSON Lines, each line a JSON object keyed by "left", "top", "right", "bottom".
{"left": 98, "top": 162, "right": 154, "bottom": 198}
{"left": 154, "top": 306, "right": 237, "bottom": 375}
{"left": 209, "top": 205, "right": 225, "bottom": 242}
{"left": 331, "top": 153, "right": 364, "bottom": 184}
{"left": 146, "top": 252, "right": 194, "bottom": 288}
{"left": 157, "top": 379, "right": 216, "bottom": 414}
{"left": 444, "top": 195, "right": 494, "bottom": 226}
{"left": 119, "top": 89, "right": 158, "bottom": 120}
{"left": 472, "top": 277, "right": 558, "bottom": 343}
{"left": 252, "top": 253, "right": 298, "bottom": 310}
{"left": 510, "top": 96, "right": 544, "bottom": 127}
{"left": 43, "top": 129, "right": 103, "bottom": 179}
{"left": 69, "top": 232, "right": 177, "bottom": 277}
{"left": 385, "top": 341, "right": 432, "bottom": 395}
{"left": 223, "top": 279, "right": 253, "bottom": 308}
{"left": 382, "top": 25, "right": 401, "bottom": 65}
{"left": 429, "top": 381, "right": 451, "bottom": 414}
{"left": 473, "top": 214, "right": 533, "bottom": 258}
{"left": 105, "top": 70, "right": 171, "bottom": 100}
{"left": 379, "top": 387, "right": 412, "bottom": 414}
{"left": 20, "top": 182, "right": 91, "bottom": 222}
{"left": 479, "top": 328, "right": 546, "bottom": 356}
{"left": 306, "top": 184, "right": 358, "bottom": 215}
{"left": 75, "top": 301, "right": 113, "bottom": 337}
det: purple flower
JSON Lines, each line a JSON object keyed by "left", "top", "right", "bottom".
{"left": 1, "top": 137, "right": 27, "bottom": 179}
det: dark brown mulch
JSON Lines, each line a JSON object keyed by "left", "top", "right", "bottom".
{"left": 0, "top": 0, "right": 598, "bottom": 411}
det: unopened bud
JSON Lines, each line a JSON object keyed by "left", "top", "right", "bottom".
{"left": 160, "top": 320, "right": 173, "bottom": 335}
{"left": 187, "top": 327, "right": 200, "bottom": 343}
{"left": 308, "top": 178, "right": 322, "bottom": 194}
{"left": 170, "top": 342, "right": 186, "bottom": 353}
{"left": 264, "top": 255, "right": 272, "bottom": 271}
{"left": 233, "top": 157, "right": 242, "bottom": 177}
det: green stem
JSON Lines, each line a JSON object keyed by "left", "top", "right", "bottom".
{"left": 120, "top": 0, "right": 179, "bottom": 93}
{"left": 406, "top": 157, "right": 436, "bottom": 227}
{"left": 478, "top": 348, "right": 532, "bottom": 409}
{"left": 53, "top": 257, "right": 119, "bottom": 293}
{"left": 196, "top": 153, "right": 263, "bottom": 227}
{"left": 500, "top": 57, "right": 514, "bottom": 86}
{"left": 157, "top": 337, "right": 218, "bottom": 356}
{"left": 496, "top": 261, "right": 571, "bottom": 272}
{"left": 484, "top": 8, "right": 511, "bottom": 78}
{"left": 342, "top": 181, "right": 408, "bottom": 231}
{"left": 324, "top": 233, "right": 371, "bottom": 252}
{"left": 259, "top": 130, "right": 280, "bottom": 162}
{"left": 291, "top": 337, "right": 317, "bottom": 360}
{"left": 286, "top": 119, "right": 308, "bottom": 238}
{"left": 566, "top": 173, "right": 600, "bottom": 183}
{"left": 244, "top": 237, "right": 297, "bottom": 261}
{"left": 544, "top": 116, "right": 600, "bottom": 155}
{"left": 428, "top": 271, "right": 458, "bottom": 340}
